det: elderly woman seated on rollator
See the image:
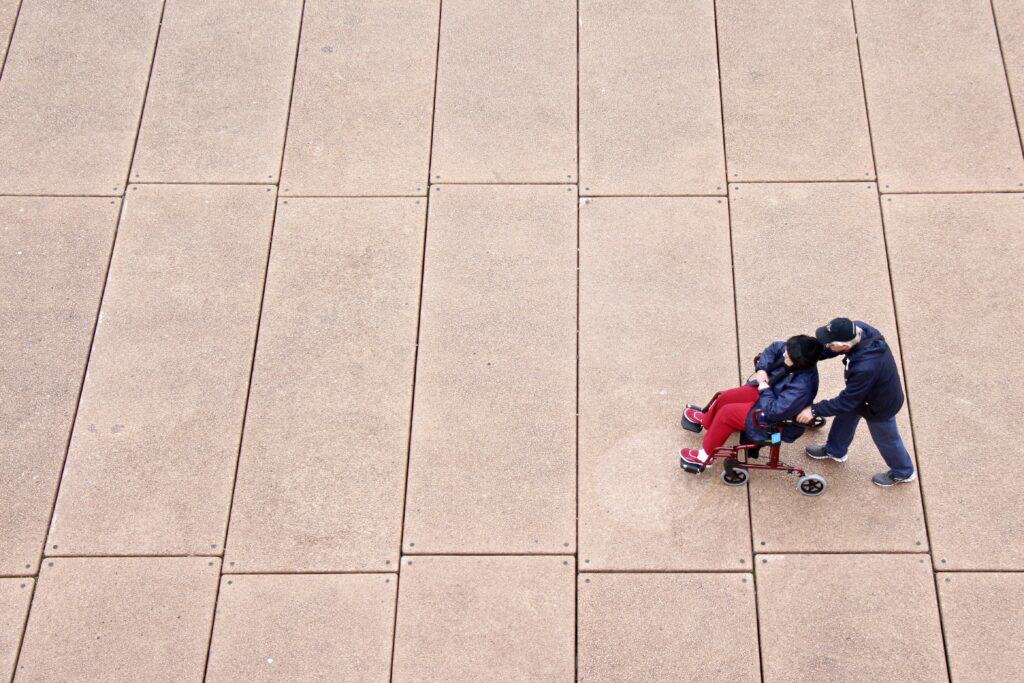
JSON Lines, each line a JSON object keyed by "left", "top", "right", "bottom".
{"left": 680, "top": 335, "right": 823, "bottom": 472}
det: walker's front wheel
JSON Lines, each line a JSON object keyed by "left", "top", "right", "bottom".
{"left": 721, "top": 466, "right": 748, "bottom": 487}
{"left": 798, "top": 474, "right": 827, "bottom": 497}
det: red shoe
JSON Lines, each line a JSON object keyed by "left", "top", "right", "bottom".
{"left": 681, "top": 406, "right": 705, "bottom": 433}
{"left": 680, "top": 447, "right": 709, "bottom": 473}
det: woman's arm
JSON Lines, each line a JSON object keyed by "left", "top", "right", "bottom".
{"left": 759, "top": 379, "right": 813, "bottom": 423}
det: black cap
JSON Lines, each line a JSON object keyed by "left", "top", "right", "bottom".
{"left": 786, "top": 335, "right": 823, "bottom": 370}
{"left": 815, "top": 317, "right": 857, "bottom": 345}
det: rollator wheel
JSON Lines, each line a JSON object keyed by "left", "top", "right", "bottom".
{"left": 721, "top": 466, "right": 748, "bottom": 487}
{"left": 809, "top": 416, "right": 827, "bottom": 429}
{"left": 798, "top": 474, "right": 827, "bottom": 496}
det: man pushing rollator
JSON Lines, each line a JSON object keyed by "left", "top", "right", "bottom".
{"left": 796, "top": 317, "right": 916, "bottom": 487}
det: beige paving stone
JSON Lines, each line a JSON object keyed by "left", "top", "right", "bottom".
{"left": 579, "top": 0, "right": 724, "bottom": 195}
{"left": 718, "top": 0, "right": 873, "bottom": 181}
{"left": 226, "top": 198, "right": 423, "bottom": 572}
{"left": 392, "top": 555, "right": 574, "bottom": 682}
{"left": 0, "top": 0, "right": 162, "bottom": 194}
{"left": 16, "top": 557, "right": 219, "bottom": 681}
{"left": 431, "top": 0, "right": 576, "bottom": 183}
{"left": 280, "top": 0, "right": 439, "bottom": 196}
{"left": 131, "top": 0, "right": 302, "bottom": 183}
{"left": 0, "top": 578, "right": 33, "bottom": 683}
{"left": 207, "top": 574, "right": 396, "bottom": 682}
{"left": 938, "top": 572, "right": 1024, "bottom": 682}
{"left": 579, "top": 197, "right": 749, "bottom": 570}
{"left": 404, "top": 186, "right": 575, "bottom": 553}
{"left": 0, "top": 0, "right": 17, "bottom": 67}
{"left": 884, "top": 194, "right": 1024, "bottom": 569}
{"left": 731, "top": 183, "right": 927, "bottom": 553}
{"left": 995, "top": 0, "right": 1024, "bottom": 150}
{"left": 1, "top": 198, "right": 117, "bottom": 576}
{"left": 757, "top": 554, "right": 946, "bottom": 682}
{"left": 47, "top": 185, "right": 274, "bottom": 556}
{"left": 578, "top": 573, "right": 759, "bottom": 681}
{"left": 855, "top": 0, "right": 1024, "bottom": 192}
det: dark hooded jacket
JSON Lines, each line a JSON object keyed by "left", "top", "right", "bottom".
{"left": 811, "top": 321, "right": 905, "bottom": 420}
{"left": 744, "top": 341, "right": 820, "bottom": 443}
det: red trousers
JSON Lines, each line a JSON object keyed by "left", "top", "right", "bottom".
{"left": 702, "top": 385, "right": 759, "bottom": 454}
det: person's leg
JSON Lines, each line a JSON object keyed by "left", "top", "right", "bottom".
{"left": 703, "top": 385, "right": 758, "bottom": 427}
{"left": 866, "top": 417, "right": 916, "bottom": 479}
{"left": 702, "top": 401, "right": 755, "bottom": 453}
{"left": 824, "top": 411, "right": 861, "bottom": 458}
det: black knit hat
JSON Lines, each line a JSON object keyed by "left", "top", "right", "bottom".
{"left": 815, "top": 317, "right": 857, "bottom": 345}
{"left": 786, "top": 334, "right": 823, "bottom": 370}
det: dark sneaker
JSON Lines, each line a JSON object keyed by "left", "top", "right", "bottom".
{"left": 805, "top": 444, "right": 848, "bottom": 463}
{"left": 680, "top": 448, "right": 708, "bottom": 473}
{"left": 872, "top": 470, "right": 917, "bottom": 487}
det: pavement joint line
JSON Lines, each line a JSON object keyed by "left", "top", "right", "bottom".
{"left": 879, "top": 189, "right": 1024, "bottom": 195}
{"left": 0, "top": 0, "right": 24, "bottom": 83}
{"left": 574, "top": 0, "right": 581, "bottom": 679}
{"left": 990, "top": 0, "right": 1024, "bottom": 164}
{"left": 390, "top": 3, "right": 444, "bottom": 680}
{"left": 848, "top": 2, "right": 952, "bottom": 678}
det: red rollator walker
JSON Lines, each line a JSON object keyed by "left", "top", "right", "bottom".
{"left": 679, "top": 359, "right": 830, "bottom": 497}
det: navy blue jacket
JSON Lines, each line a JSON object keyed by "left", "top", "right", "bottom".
{"left": 811, "top": 321, "right": 905, "bottom": 421}
{"left": 744, "top": 341, "right": 820, "bottom": 443}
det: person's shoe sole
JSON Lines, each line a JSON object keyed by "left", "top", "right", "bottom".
{"left": 805, "top": 447, "right": 848, "bottom": 463}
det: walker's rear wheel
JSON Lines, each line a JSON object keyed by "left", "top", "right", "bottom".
{"left": 721, "top": 466, "right": 748, "bottom": 487}
{"left": 798, "top": 474, "right": 827, "bottom": 496}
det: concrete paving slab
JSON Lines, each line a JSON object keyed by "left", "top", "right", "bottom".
{"left": 938, "top": 572, "right": 1024, "bottom": 682}
{"left": 579, "top": 1, "right": 723, "bottom": 195}
{"left": 730, "top": 183, "right": 927, "bottom": 552}
{"left": 855, "top": 0, "right": 1024, "bottom": 192}
{"left": 1, "top": 198, "right": 117, "bottom": 575}
{"left": 994, "top": 0, "right": 1024, "bottom": 151}
{"left": 884, "top": 194, "right": 1024, "bottom": 569}
{"left": 430, "top": 0, "right": 576, "bottom": 183}
{"left": 0, "top": 0, "right": 161, "bottom": 194}
{"left": 280, "top": 0, "right": 439, "bottom": 196}
{"left": 0, "top": 578, "right": 33, "bottom": 683}
{"left": 756, "top": 554, "right": 946, "bottom": 681}
{"left": 226, "top": 198, "right": 423, "bottom": 572}
{"left": 207, "top": 574, "right": 396, "bottom": 682}
{"left": 47, "top": 185, "right": 274, "bottom": 556}
{"left": 131, "top": 0, "right": 302, "bottom": 183}
{"left": 578, "top": 573, "right": 759, "bottom": 681}
{"left": 718, "top": 0, "right": 873, "bottom": 181}
{"left": 392, "top": 555, "right": 574, "bottom": 682}
{"left": 16, "top": 557, "right": 219, "bottom": 681}
{"left": 579, "top": 197, "right": 750, "bottom": 570}
{"left": 404, "top": 186, "right": 575, "bottom": 554}
{"left": 0, "top": 0, "right": 17, "bottom": 67}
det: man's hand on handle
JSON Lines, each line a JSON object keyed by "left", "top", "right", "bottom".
{"left": 796, "top": 406, "right": 814, "bottom": 424}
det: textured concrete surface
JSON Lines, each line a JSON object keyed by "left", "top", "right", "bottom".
{"left": 16, "top": 557, "right": 219, "bottom": 681}
{"left": 280, "top": 0, "right": 439, "bottom": 196}
{"left": 132, "top": 0, "right": 302, "bottom": 183}
{"left": 0, "top": 198, "right": 116, "bottom": 575}
{"left": 226, "top": 198, "right": 423, "bottom": 572}
{"left": 856, "top": 0, "right": 1024, "bottom": 191}
{"left": 995, "top": 0, "right": 1024, "bottom": 150}
{"left": 885, "top": 194, "right": 1024, "bottom": 570}
{"left": 431, "top": 0, "right": 576, "bottom": 183}
{"left": 3, "top": 3, "right": 1023, "bottom": 677}
{"left": 47, "top": 185, "right": 274, "bottom": 555}
{"left": 578, "top": 572, "right": 759, "bottom": 681}
{"left": 404, "top": 185, "right": 576, "bottom": 553}
{"left": 731, "top": 183, "right": 928, "bottom": 552}
{"left": 578, "top": 197, "right": 750, "bottom": 570}
{"left": 0, "top": 579, "right": 33, "bottom": 683}
{"left": 757, "top": 554, "right": 946, "bottom": 682}
{"left": 718, "top": 0, "right": 873, "bottom": 181}
{"left": 0, "top": 0, "right": 162, "bottom": 194}
{"left": 207, "top": 573, "right": 396, "bottom": 682}
{"left": 938, "top": 572, "right": 1024, "bottom": 682}
{"left": 392, "top": 556, "right": 574, "bottom": 682}
{"left": 579, "top": 0, "right": 723, "bottom": 195}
